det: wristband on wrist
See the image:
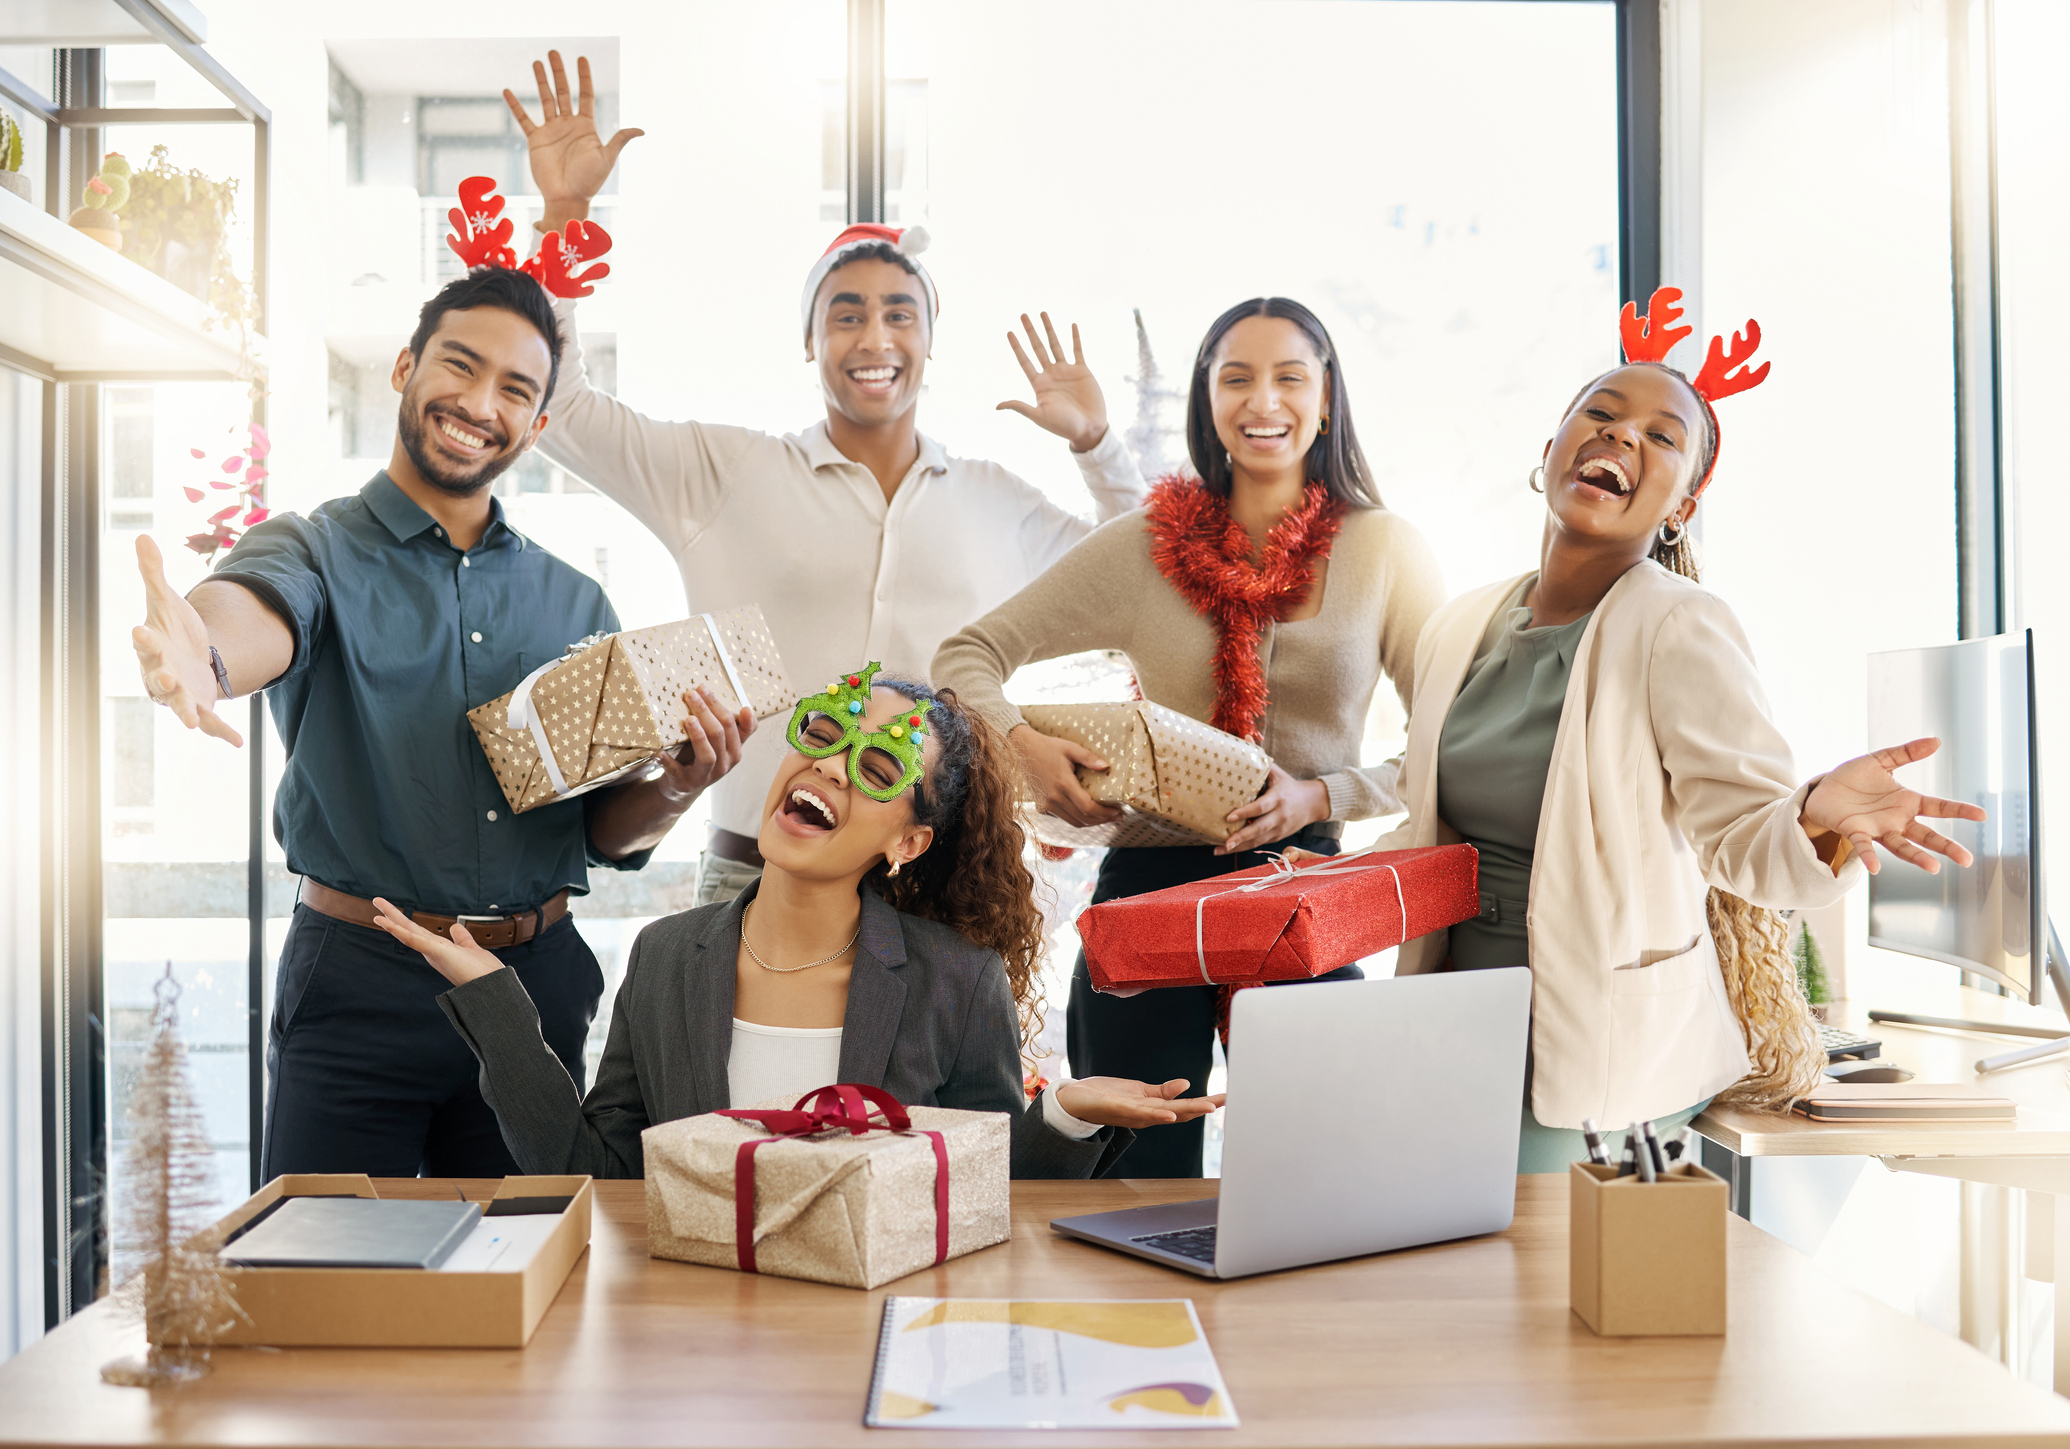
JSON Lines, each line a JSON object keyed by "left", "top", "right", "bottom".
{"left": 208, "top": 645, "right": 233, "bottom": 701}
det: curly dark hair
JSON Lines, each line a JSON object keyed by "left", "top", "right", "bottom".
{"left": 867, "top": 677, "right": 1046, "bottom": 1048}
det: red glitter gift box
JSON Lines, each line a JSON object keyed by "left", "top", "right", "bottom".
{"left": 1076, "top": 846, "right": 1480, "bottom": 992}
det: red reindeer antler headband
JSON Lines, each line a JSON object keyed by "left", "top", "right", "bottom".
{"left": 447, "top": 176, "right": 614, "bottom": 299}
{"left": 1616, "top": 286, "right": 1769, "bottom": 495}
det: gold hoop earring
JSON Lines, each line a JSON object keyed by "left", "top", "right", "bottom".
{"left": 1317, "top": 414, "right": 1330, "bottom": 436}
{"left": 1528, "top": 466, "right": 1545, "bottom": 494}
{"left": 887, "top": 859, "right": 901, "bottom": 879}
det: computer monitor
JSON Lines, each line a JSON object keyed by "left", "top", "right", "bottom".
{"left": 1865, "top": 630, "right": 2046, "bottom": 1003}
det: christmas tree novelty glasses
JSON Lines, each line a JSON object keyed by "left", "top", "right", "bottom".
{"left": 787, "top": 662, "right": 935, "bottom": 803}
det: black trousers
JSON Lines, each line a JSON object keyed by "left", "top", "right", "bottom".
{"left": 1067, "top": 830, "right": 1361, "bottom": 1179}
{"left": 262, "top": 903, "right": 603, "bottom": 1179}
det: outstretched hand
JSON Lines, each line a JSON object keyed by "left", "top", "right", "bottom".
{"left": 132, "top": 534, "right": 242, "bottom": 746}
{"left": 371, "top": 898, "right": 505, "bottom": 986}
{"left": 1801, "top": 737, "right": 1986, "bottom": 875}
{"left": 996, "top": 312, "right": 1110, "bottom": 453}
{"left": 503, "top": 51, "right": 643, "bottom": 224}
{"left": 1055, "top": 1076, "right": 1225, "bottom": 1129}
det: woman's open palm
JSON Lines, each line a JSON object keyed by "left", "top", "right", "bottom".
{"left": 1801, "top": 737, "right": 1986, "bottom": 874}
{"left": 371, "top": 898, "right": 505, "bottom": 986}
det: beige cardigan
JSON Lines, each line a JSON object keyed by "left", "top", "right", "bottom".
{"left": 931, "top": 505, "right": 1445, "bottom": 820}
{"left": 1382, "top": 563, "right": 1862, "bottom": 1128}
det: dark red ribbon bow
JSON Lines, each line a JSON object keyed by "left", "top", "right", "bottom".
{"left": 715, "top": 1083, "right": 949, "bottom": 1274}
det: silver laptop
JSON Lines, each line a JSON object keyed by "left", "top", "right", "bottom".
{"left": 1051, "top": 968, "right": 1531, "bottom": 1279}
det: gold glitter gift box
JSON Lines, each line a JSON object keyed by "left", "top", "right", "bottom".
{"left": 467, "top": 606, "right": 795, "bottom": 814}
{"left": 642, "top": 1090, "right": 1011, "bottom": 1290}
{"left": 1015, "top": 701, "right": 1273, "bottom": 848}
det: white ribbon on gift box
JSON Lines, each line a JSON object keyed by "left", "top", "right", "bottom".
{"left": 1189, "top": 852, "right": 1407, "bottom": 987}
{"left": 505, "top": 619, "right": 752, "bottom": 802}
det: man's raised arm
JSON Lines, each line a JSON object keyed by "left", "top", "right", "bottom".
{"left": 132, "top": 534, "right": 293, "bottom": 746}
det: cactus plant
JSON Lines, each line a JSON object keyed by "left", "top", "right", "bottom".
{"left": 0, "top": 110, "right": 28, "bottom": 203}
{"left": 70, "top": 152, "right": 130, "bottom": 248}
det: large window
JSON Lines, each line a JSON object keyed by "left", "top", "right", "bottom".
{"left": 1994, "top": 0, "right": 2070, "bottom": 945}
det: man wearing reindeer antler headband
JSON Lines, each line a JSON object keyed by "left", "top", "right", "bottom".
{"left": 131, "top": 250, "right": 755, "bottom": 1180}
{"left": 501, "top": 51, "right": 1150, "bottom": 907}
{"left": 1372, "top": 287, "right": 1986, "bottom": 1171}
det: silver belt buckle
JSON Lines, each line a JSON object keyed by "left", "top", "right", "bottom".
{"left": 454, "top": 913, "right": 508, "bottom": 923}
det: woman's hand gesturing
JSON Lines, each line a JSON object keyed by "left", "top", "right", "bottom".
{"left": 1800, "top": 736, "right": 1986, "bottom": 874}
{"left": 996, "top": 312, "right": 1110, "bottom": 453}
{"left": 1055, "top": 1076, "right": 1225, "bottom": 1129}
{"left": 371, "top": 899, "right": 505, "bottom": 986}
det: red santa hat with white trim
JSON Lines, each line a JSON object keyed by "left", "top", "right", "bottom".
{"left": 800, "top": 223, "right": 936, "bottom": 341}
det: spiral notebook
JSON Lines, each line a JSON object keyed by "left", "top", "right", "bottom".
{"left": 863, "top": 1297, "right": 1237, "bottom": 1430}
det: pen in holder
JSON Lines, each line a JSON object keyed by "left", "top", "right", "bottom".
{"left": 1569, "top": 1159, "right": 1727, "bottom": 1336}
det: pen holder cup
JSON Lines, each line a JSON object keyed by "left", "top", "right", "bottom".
{"left": 1569, "top": 1160, "right": 1727, "bottom": 1336}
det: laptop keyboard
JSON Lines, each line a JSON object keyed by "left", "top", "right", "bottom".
{"left": 1130, "top": 1226, "right": 1217, "bottom": 1264}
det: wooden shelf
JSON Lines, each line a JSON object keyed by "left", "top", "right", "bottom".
{"left": 0, "top": 187, "right": 263, "bottom": 381}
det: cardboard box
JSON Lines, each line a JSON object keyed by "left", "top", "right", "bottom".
{"left": 1569, "top": 1161, "right": 1726, "bottom": 1336}
{"left": 196, "top": 1174, "right": 592, "bottom": 1348}
{"left": 1015, "top": 701, "right": 1272, "bottom": 848}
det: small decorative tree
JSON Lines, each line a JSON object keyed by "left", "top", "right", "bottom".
{"left": 1793, "top": 921, "right": 1834, "bottom": 1019}
{"left": 1123, "top": 309, "right": 1187, "bottom": 483}
{"left": 100, "top": 965, "right": 241, "bottom": 1387}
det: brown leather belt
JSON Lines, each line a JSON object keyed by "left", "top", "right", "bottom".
{"left": 300, "top": 879, "right": 570, "bottom": 951}
{"left": 707, "top": 826, "right": 765, "bottom": 869}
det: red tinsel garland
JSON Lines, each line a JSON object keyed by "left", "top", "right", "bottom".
{"left": 1145, "top": 477, "right": 1345, "bottom": 743}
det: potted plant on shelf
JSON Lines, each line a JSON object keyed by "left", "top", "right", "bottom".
{"left": 0, "top": 110, "right": 27, "bottom": 203}
{"left": 69, "top": 151, "right": 130, "bottom": 248}
{"left": 120, "top": 145, "right": 255, "bottom": 338}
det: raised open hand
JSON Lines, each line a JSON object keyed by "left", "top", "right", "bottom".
{"left": 1054, "top": 1076, "right": 1226, "bottom": 1129}
{"left": 996, "top": 312, "right": 1110, "bottom": 452}
{"left": 132, "top": 534, "right": 242, "bottom": 746}
{"left": 1800, "top": 737, "right": 1987, "bottom": 875}
{"left": 502, "top": 51, "right": 643, "bottom": 221}
{"left": 370, "top": 898, "right": 505, "bottom": 986}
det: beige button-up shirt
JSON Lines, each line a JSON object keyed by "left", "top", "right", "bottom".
{"left": 537, "top": 300, "right": 1150, "bottom": 836}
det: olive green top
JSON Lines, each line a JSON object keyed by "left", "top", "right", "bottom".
{"left": 1435, "top": 576, "right": 1593, "bottom": 969}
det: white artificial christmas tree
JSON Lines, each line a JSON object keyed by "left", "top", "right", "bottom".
{"left": 100, "top": 965, "right": 241, "bottom": 1386}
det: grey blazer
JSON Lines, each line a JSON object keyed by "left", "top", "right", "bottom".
{"left": 438, "top": 883, "right": 1132, "bottom": 1179}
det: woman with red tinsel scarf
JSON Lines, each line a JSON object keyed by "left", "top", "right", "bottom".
{"left": 933, "top": 298, "right": 1444, "bottom": 1177}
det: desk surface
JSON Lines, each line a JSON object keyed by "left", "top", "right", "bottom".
{"left": 3, "top": 1176, "right": 2068, "bottom": 1449}
{"left": 1697, "top": 949, "right": 2070, "bottom": 1159}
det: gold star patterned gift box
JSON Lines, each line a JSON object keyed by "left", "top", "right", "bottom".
{"left": 467, "top": 606, "right": 795, "bottom": 814}
{"left": 1014, "top": 701, "right": 1273, "bottom": 848}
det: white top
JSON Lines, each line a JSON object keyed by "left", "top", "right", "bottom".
{"left": 540, "top": 298, "right": 1151, "bottom": 836}
{"left": 725, "top": 1018, "right": 1100, "bottom": 1140}
{"left": 727, "top": 1018, "right": 846, "bottom": 1109}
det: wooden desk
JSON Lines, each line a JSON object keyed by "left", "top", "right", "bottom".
{"left": 3, "top": 1176, "right": 2068, "bottom": 1448}
{"left": 1693, "top": 948, "right": 2070, "bottom": 1390}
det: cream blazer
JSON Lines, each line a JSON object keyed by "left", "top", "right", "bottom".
{"left": 1381, "top": 562, "right": 1863, "bottom": 1128}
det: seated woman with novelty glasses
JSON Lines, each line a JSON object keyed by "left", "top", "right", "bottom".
{"left": 373, "top": 665, "right": 1215, "bottom": 1178}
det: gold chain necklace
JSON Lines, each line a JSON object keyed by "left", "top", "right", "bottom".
{"left": 740, "top": 903, "right": 861, "bottom": 973}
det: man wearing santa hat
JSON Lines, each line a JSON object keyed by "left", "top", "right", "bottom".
{"left": 504, "top": 52, "right": 1145, "bottom": 904}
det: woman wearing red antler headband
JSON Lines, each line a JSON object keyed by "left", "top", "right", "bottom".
{"left": 1376, "top": 288, "right": 1985, "bottom": 1167}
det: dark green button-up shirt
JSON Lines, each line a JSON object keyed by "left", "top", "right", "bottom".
{"left": 215, "top": 472, "right": 648, "bottom": 915}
